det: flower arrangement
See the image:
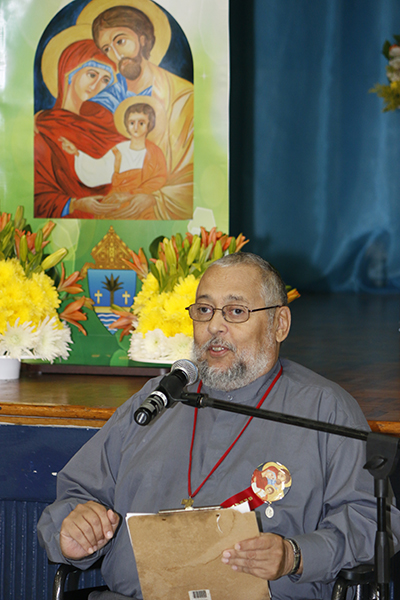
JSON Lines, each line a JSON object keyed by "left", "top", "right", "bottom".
{"left": 370, "top": 36, "right": 400, "bottom": 111}
{"left": 0, "top": 206, "right": 93, "bottom": 361}
{"left": 111, "top": 228, "right": 300, "bottom": 363}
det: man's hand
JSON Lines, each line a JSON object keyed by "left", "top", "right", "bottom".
{"left": 221, "top": 533, "right": 302, "bottom": 581}
{"left": 60, "top": 501, "right": 120, "bottom": 560}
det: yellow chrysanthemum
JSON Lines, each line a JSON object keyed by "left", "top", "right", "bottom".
{"left": 133, "top": 274, "right": 198, "bottom": 337}
{"left": 132, "top": 273, "right": 160, "bottom": 314}
{"left": 0, "top": 259, "right": 25, "bottom": 286}
{"left": 173, "top": 274, "right": 199, "bottom": 298}
{"left": 0, "top": 259, "right": 60, "bottom": 333}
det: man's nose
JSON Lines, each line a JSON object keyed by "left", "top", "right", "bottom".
{"left": 110, "top": 43, "right": 122, "bottom": 61}
{"left": 207, "top": 310, "right": 228, "bottom": 334}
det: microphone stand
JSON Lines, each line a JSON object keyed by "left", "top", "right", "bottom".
{"left": 177, "top": 391, "right": 400, "bottom": 600}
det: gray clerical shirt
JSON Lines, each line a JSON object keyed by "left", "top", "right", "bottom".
{"left": 37, "top": 359, "right": 400, "bottom": 600}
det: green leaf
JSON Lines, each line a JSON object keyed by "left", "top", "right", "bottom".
{"left": 26, "top": 252, "right": 44, "bottom": 276}
{"left": 149, "top": 235, "right": 164, "bottom": 259}
{"left": 149, "top": 262, "right": 160, "bottom": 281}
{"left": 212, "top": 239, "right": 223, "bottom": 260}
{"left": 174, "top": 232, "right": 183, "bottom": 251}
{"left": 19, "top": 235, "right": 28, "bottom": 263}
{"left": 35, "top": 230, "right": 43, "bottom": 254}
{"left": 13, "top": 205, "right": 25, "bottom": 230}
{"left": 228, "top": 238, "right": 237, "bottom": 254}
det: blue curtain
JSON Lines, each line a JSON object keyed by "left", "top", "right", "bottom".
{"left": 230, "top": 0, "right": 400, "bottom": 292}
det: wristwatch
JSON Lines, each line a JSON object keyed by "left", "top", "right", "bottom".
{"left": 285, "top": 538, "right": 301, "bottom": 575}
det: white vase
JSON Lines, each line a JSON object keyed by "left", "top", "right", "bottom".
{"left": 0, "top": 357, "right": 21, "bottom": 380}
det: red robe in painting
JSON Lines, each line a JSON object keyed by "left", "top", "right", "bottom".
{"left": 34, "top": 40, "right": 124, "bottom": 219}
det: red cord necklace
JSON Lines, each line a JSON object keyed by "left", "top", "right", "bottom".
{"left": 181, "top": 364, "right": 283, "bottom": 508}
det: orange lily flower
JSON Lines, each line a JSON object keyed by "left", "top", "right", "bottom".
{"left": 287, "top": 289, "right": 301, "bottom": 303}
{"left": 0, "top": 212, "right": 11, "bottom": 232}
{"left": 59, "top": 296, "right": 88, "bottom": 335}
{"left": 208, "top": 227, "right": 217, "bottom": 248}
{"left": 218, "top": 234, "right": 234, "bottom": 251}
{"left": 41, "top": 221, "right": 56, "bottom": 240}
{"left": 57, "top": 263, "right": 84, "bottom": 294}
{"left": 171, "top": 236, "right": 180, "bottom": 259}
{"left": 14, "top": 228, "right": 50, "bottom": 255}
{"left": 235, "top": 233, "right": 250, "bottom": 251}
{"left": 110, "top": 308, "right": 138, "bottom": 341}
{"left": 83, "top": 296, "right": 95, "bottom": 310}
{"left": 122, "top": 248, "right": 149, "bottom": 280}
{"left": 200, "top": 226, "right": 208, "bottom": 248}
{"left": 157, "top": 244, "right": 168, "bottom": 270}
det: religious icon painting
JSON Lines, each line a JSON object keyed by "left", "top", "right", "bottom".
{"left": 33, "top": 0, "right": 194, "bottom": 220}
{"left": 251, "top": 461, "right": 292, "bottom": 506}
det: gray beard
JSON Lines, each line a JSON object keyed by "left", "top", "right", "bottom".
{"left": 191, "top": 335, "right": 274, "bottom": 392}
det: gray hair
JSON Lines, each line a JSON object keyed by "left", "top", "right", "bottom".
{"left": 207, "top": 252, "right": 288, "bottom": 307}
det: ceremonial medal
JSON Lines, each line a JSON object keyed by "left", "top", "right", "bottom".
{"left": 250, "top": 461, "right": 292, "bottom": 516}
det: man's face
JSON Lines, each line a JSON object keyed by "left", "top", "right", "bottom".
{"left": 192, "top": 264, "right": 283, "bottom": 391}
{"left": 97, "top": 27, "right": 144, "bottom": 80}
{"left": 126, "top": 112, "right": 149, "bottom": 139}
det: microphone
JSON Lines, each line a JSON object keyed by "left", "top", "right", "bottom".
{"left": 134, "top": 359, "right": 199, "bottom": 426}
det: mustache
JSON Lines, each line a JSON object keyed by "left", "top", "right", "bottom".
{"left": 196, "top": 337, "right": 236, "bottom": 353}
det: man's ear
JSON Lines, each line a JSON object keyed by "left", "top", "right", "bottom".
{"left": 275, "top": 306, "right": 291, "bottom": 343}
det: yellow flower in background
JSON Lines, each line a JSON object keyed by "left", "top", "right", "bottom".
{"left": 173, "top": 274, "right": 198, "bottom": 298}
{"left": 133, "top": 274, "right": 198, "bottom": 338}
{"left": 0, "top": 259, "right": 61, "bottom": 333}
{"left": 28, "top": 272, "right": 60, "bottom": 323}
{"left": 132, "top": 273, "right": 160, "bottom": 315}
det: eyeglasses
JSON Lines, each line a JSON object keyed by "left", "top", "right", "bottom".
{"left": 185, "top": 303, "right": 281, "bottom": 324}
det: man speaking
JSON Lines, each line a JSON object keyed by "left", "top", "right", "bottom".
{"left": 38, "top": 253, "right": 400, "bottom": 599}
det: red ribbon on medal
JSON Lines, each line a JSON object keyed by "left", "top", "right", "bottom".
{"left": 221, "top": 487, "right": 265, "bottom": 510}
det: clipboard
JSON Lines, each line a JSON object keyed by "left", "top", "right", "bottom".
{"left": 126, "top": 507, "right": 270, "bottom": 600}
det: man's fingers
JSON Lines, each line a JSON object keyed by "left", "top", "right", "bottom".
{"left": 60, "top": 502, "right": 119, "bottom": 559}
{"left": 84, "top": 502, "right": 118, "bottom": 541}
{"left": 107, "top": 508, "right": 120, "bottom": 529}
{"left": 61, "top": 518, "right": 100, "bottom": 555}
{"left": 221, "top": 533, "right": 288, "bottom": 581}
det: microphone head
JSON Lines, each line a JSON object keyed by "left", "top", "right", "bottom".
{"left": 170, "top": 359, "right": 199, "bottom": 386}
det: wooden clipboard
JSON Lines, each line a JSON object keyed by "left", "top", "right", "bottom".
{"left": 126, "top": 507, "right": 270, "bottom": 600}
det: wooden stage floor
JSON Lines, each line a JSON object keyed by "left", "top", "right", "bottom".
{"left": 0, "top": 292, "right": 399, "bottom": 432}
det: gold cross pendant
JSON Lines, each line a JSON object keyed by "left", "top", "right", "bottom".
{"left": 181, "top": 497, "right": 194, "bottom": 509}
